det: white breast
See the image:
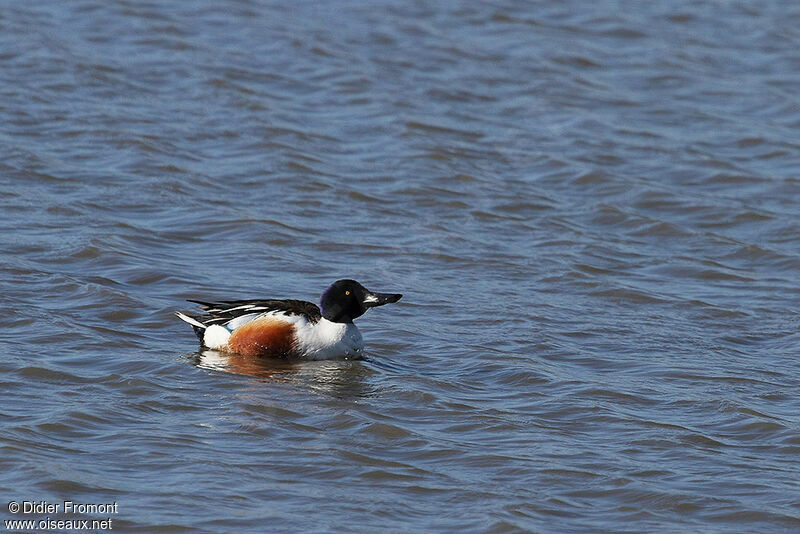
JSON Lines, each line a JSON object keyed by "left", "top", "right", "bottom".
{"left": 293, "top": 317, "right": 364, "bottom": 360}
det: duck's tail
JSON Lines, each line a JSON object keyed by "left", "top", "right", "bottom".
{"left": 175, "top": 311, "right": 231, "bottom": 349}
{"left": 175, "top": 311, "right": 207, "bottom": 338}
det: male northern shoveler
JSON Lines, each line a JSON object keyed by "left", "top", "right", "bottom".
{"left": 176, "top": 279, "right": 402, "bottom": 360}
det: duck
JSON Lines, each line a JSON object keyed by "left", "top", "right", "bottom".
{"left": 176, "top": 279, "right": 402, "bottom": 360}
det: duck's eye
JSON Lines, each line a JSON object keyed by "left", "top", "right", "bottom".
{"left": 345, "top": 290, "right": 350, "bottom": 296}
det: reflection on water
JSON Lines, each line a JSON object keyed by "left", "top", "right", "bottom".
{"left": 186, "top": 349, "right": 379, "bottom": 398}
{"left": 189, "top": 349, "right": 302, "bottom": 379}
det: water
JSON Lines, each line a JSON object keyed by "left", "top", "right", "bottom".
{"left": 2, "top": 1, "right": 799, "bottom": 532}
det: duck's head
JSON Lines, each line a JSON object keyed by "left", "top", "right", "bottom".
{"left": 320, "top": 279, "right": 402, "bottom": 323}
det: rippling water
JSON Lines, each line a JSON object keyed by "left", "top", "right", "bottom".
{"left": 2, "top": 1, "right": 800, "bottom": 532}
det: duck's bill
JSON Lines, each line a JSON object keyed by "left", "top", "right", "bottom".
{"left": 363, "top": 291, "right": 403, "bottom": 307}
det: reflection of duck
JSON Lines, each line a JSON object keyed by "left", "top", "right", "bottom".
{"left": 189, "top": 349, "right": 300, "bottom": 379}
{"left": 176, "top": 280, "right": 402, "bottom": 360}
{"left": 187, "top": 349, "right": 378, "bottom": 397}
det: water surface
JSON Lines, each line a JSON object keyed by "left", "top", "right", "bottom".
{"left": 2, "top": 1, "right": 799, "bottom": 532}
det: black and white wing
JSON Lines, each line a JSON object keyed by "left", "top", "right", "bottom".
{"left": 187, "top": 298, "right": 323, "bottom": 327}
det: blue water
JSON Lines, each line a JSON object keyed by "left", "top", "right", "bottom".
{"left": 2, "top": 1, "right": 799, "bottom": 532}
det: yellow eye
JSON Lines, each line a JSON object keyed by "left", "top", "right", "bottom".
{"left": 345, "top": 290, "right": 350, "bottom": 295}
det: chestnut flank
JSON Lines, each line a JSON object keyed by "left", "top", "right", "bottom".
{"left": 226, "top": 317, "right": 297, "bottom": 357}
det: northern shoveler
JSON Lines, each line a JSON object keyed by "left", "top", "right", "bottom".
{"left": 176, "top": 279, "right": 402, "bottom": 360}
